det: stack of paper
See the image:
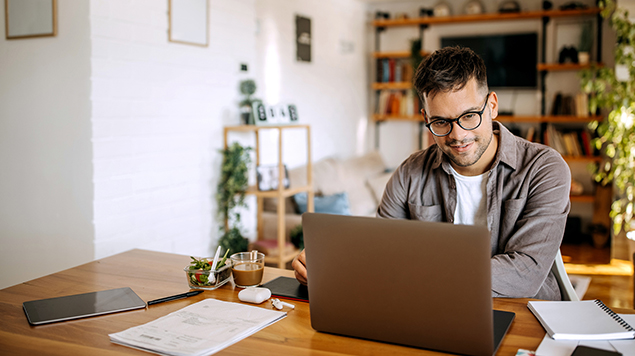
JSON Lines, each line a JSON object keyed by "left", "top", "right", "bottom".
{"left": 109, "top": 299, "right": 286, "bottom": 356}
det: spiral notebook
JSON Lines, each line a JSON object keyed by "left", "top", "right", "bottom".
{"left": 528, "top": 300, "right": 635, "bottom": 340}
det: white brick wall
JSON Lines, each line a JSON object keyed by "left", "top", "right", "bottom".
{"left": 91, "top": 0, "right": 257, "bottom": 259}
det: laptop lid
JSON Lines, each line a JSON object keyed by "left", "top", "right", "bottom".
{"left": 303, "top": 213, "right": 514, "bottom": 356}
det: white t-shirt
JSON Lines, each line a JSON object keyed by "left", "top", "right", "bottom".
{"left": 449, "top": 165, "right": 488, "bottom": 226}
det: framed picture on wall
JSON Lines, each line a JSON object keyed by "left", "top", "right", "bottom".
{"left": 5, "top": 0, "right": 57, "bottom": 40}
{"left": 168, "top": 0, "right": 208, "bottom": 47}
{"left": 296, "top": 15, "right": 311, "bottom": 62}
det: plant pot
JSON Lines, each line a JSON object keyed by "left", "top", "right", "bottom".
{"left": 578, "top": 52, "right": 590, "bottom": 65}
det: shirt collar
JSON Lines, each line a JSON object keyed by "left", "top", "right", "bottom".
{"left": 431, "top": 121, "right": 517, "bottom": 172}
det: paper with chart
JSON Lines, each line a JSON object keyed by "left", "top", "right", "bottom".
{"left": 109, "top": 298, "right": 286, "bottom": 356}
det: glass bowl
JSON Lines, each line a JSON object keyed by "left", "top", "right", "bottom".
{"left": 184, "top": 259, "right": 233, "bottom": 290}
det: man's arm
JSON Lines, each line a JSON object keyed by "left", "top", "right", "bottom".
{"left": 490, "top": 152, "right": 571, "bottom": 299}
{"left": 376, "top": 163, "right": 409, "bottom": 219}
{"left": 292, "top": 250, "right": 308, "bottom": 285}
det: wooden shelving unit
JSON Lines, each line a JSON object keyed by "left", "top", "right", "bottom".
{"left": 223, "top": 125, "right": 314, "bottom": 268}
{"left": 371, "top": 7, "right": 607, "bottom": 220}
{"left": 497, "top": 115, "right": 603, "bottom": 123}
{"left": 372, "top": 8, "right": 601, "bottom": 27}
{"left": 371, "top": 8, "right": 603, "bottom": 148}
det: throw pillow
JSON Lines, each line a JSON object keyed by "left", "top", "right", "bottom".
{"left": 366, "top": 171, "right": 394, "bottom": 204}
{"left": 293, "top": 192, "right": 352, "bottom": 215}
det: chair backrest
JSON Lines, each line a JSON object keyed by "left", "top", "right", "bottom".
{"left": 551, "top": 249, "right": 580, "bottom": 301}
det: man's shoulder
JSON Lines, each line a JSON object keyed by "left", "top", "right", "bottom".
{"left": 398, "top": 145, "right": 440, "bottom": 172}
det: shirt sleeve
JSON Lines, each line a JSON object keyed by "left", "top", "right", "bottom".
{"left": 490, "top": 150, "right": 571, "bottom": 299}
{"left": 376, "top": 163, "right": 409, "bottom": 219}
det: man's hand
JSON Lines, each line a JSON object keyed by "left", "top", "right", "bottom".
{"left": 292, "top": 250, "right": 308, "bottom": 285}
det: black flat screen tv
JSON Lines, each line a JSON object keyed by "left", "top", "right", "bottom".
{"left": 440, "top": 33, "right": 538, "bottom": 89}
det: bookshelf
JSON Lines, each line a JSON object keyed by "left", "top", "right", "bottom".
{"left": 223, "top": 125, "right": 314, "bottom": 268}
{"left": 370, "top": 6, "right": 609, "bottom": 243}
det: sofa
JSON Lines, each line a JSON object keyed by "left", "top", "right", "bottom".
{"left": 260, "top": 151, "right": 393, "bottom": 242}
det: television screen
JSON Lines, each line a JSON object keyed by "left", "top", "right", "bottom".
{"left": 440, "top": 33, "right": 538, "bottom": 89}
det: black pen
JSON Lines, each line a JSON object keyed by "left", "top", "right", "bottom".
{"left": 147, "top": 290, "right": 203, "bottom": 306}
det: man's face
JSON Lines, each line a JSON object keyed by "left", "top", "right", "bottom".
{"left": 422, "top": 79, "right": 498, "bottom": 176}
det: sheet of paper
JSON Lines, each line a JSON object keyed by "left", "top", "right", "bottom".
{"left": 109, "top": 298, "right": 286, "bottom": 356}
{"left": 535, "top": 314, "right": 635, "bottom": 356}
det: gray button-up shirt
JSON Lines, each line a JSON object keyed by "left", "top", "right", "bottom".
{"left": 377, "top": 122, "right": 571, "bottom": 300}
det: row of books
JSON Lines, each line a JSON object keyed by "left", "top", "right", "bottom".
{"left": 542, "top": 124, "right": 597, "bottom": 157}
{"left": 375, "top": 89, "right": 420, "bottom": 117}
{"left": 376, "top": 58, "right": 414, "bottom": 83}
{"left": 551, "top": 92, "right": 591, "bottom": 118}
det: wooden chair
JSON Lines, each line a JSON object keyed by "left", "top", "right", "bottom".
{"left": 551, "top": 249, "right": 580, "bottom": 301}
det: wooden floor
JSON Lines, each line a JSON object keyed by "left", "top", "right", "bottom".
{"left": 562, "top": 242, "right": 634, "bottom": 310}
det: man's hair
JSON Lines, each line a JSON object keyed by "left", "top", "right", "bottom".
{"left": 413, "top": 46, "right": 488, "bottom": 104}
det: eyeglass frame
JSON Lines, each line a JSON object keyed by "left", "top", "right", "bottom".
{"left": 423, "top": 92, "right": 491, "bottom": 137}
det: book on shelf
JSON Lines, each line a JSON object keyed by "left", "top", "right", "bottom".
{"left": 375, "top": 89, "right": 418, "bottom": 117}
{"left": 527, "top": 299, "right": 635, "bottom": 341}
{"left": 542, "top": 124, "right": 596, "bottom": 158}
{"left": 376, "top": 59, "right": 413, "bottom": 84}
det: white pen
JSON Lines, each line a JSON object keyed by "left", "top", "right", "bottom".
{"left": 209, "top": 246, "right": 222, "bottom": 283}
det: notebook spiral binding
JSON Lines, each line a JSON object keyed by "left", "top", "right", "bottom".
{"left": 594, "top": 299, "right": 635, "bottom": 331}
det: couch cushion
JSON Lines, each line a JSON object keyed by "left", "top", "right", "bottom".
{"left": 338, "top": 151, "right": 386, "bottom": 216}
{"left": 293, "top": 192, "right": 352, "bottom": 215}
{"left": 262, "top": 151, "right": 385, "bottom": 216}
{"left": 366, "top": 171, "right": 394, "bottom": 205}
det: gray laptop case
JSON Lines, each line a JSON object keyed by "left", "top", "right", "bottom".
{"left": 303, "top": 213, "right": 514, "bottom": 356}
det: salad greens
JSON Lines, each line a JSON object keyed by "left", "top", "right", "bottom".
{"left": 187, "top": 250, "right": 231, "bottom": 286}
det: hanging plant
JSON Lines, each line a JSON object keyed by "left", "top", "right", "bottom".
{"left": 216, "top": 142, "right": 252, "bottom": 253}
{"left": 580, "top": 0, "right": 635, "bottom": 237}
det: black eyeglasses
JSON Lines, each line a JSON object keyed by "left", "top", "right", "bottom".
{"left": 424, "top": 93, "right": 490, "bottom": 137}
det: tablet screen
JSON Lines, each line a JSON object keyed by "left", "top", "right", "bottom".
{"left": 23, "top": 287, "right": 146, "bottom": 325}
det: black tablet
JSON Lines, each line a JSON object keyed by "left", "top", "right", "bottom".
{"left": 23, "top": 287, "right": 146, "bottom": 325}
{"left": 261, "top": 276, "right": 308, "bottom": 302}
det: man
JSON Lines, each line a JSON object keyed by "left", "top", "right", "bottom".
{"left": 293, "top": 46, "right": 571, "bottom": 300}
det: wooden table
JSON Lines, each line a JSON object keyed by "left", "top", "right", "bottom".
{"left": 0, "top": 249, "right": 605, "bottom": 355}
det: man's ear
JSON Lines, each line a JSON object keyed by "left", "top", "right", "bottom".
{"left": 489, "top": 91, "right": 499, "bottom": 119}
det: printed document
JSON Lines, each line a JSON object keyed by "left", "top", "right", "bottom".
{"left": 109, "top": 298, "right": 286, "bottom": 356}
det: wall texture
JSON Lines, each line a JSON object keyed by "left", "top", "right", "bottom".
{"left": 0, "top": 0, "right": 368, "bottom": 288}
{"left": 0, "top": 1, "right": 94, "bottom": 288}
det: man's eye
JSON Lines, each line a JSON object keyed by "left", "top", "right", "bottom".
{"left": 432, "top": 121, "right": 449, "bottom": 127}
{"left": 462, "top": 113, "right": 477, "bottom": 120}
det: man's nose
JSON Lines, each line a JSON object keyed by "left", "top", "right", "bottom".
{"left": 447, "top": 121, "right": 469, "bottom": 140}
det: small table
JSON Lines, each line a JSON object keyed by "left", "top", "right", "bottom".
{"left": 0, "top": 249, "right": 615, "bottom": 355}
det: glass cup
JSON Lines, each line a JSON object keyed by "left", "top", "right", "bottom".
{"left": 230, "top": 251, "right": 265, "bottom": 288}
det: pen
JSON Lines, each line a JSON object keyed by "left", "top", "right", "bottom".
{"left": 147, "top": 290, "right": 204, "bottom": 306}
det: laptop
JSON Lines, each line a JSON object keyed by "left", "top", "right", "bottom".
{"left": 302, "top": 213, "right": 515, "bottom": 356}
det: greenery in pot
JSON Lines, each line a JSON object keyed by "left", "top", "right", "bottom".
{"left": 216, "top": 142, "right": 252, "bottom": 253}
{"left": 580, "top": 0, "right": 635, "bottom": 238}
{"left": 239, "top": 80, "right": 257, "bottom": 125}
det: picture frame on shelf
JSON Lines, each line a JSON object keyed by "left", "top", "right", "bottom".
{"left": 288, "top": 104, "right": 299, "bottom": 123}
{"left": 256, "top": 165, "right": 290, "bottom": 191}
{"left": 252, "top": 100, "right": 268, "bottom": 126}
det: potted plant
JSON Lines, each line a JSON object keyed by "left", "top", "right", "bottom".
{"left": 581, "top": 0, "right": 635, "bottom": 245}
{"left": 239, "top": 80, "right": 257, "bottom": 125}
{"left": 578, "top": 21, "right": 593, "bottom": 65}
{"left": 216, "top": 142, "right": 252, "bottom": 254}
